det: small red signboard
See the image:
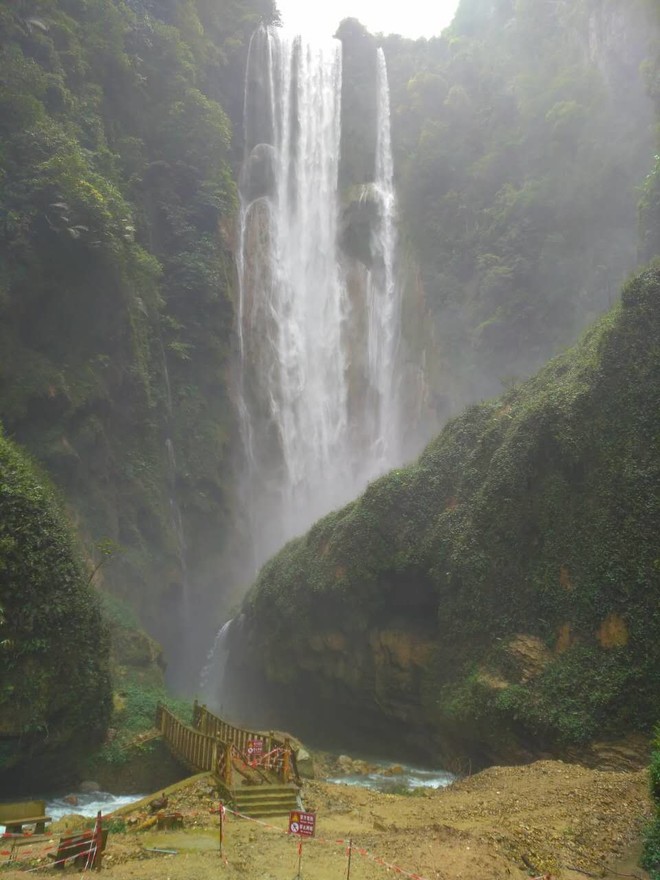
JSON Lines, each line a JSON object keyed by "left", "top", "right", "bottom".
{"left": 288, "top": 811, "right": 316, "bottom": 838}
{"left": 246, "top": 739, "right": 264, "bottom": 759}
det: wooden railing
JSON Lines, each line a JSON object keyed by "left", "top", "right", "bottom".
{"left": 192, "top": 702, "right": 292, "bottom": 781}
{"left": 156, "top": 703, "right": 292, "bottom": 787}
{"left": 155, "top": 704, "right": 231, "bottom": 783}
{"left": 193, "top": 702, "right": 286, "bottom": 756}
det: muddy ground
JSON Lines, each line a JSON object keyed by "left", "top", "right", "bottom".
{"left": 1, "top": 759, "right": 653, "bottom": 880}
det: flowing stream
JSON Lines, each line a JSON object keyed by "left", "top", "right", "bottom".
{"left": 165, "top": 438, "right": 189, "bottom": 617}
{"left": 0, "top": 794, "right": 144, "bottom": 831}
{"left": 328, "top": 764, "right": 455, "bottom": 794}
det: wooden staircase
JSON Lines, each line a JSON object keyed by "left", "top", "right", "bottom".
{"left": 156, "top": 703, "right": 302, "bottom": 818}
{"left": 231, "top": 784, "right": 299, "bottom": 818}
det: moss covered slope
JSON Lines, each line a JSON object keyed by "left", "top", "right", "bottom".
{"left": 0, "top": 428, "right": 112, "bottom": 792}
{"left": 225, "top": 268, "right": 660, "bottom": 766}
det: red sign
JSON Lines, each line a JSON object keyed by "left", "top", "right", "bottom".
{"left": 288, "top": 811, "right": 316, "bottom": 837}
{"left": 246, "top": 739, "right": 264, "bottom": 758}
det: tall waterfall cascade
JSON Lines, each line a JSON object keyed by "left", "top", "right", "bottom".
{"left": 236, "top": 27, "right": 405, "bottom": 572}
{"left": 364, "top": 48, "right": 402, "bottom": 474}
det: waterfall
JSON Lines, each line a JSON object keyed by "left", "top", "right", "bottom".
{"left": 199, "top": 618, "right": 233, "bottom": 710}
{"left": 235, "top": 28, "right": 404, "bottom": 568}
{"left": 363, "top": 48, "right": 402, "bottom": 477}
{"left": 237, "top": 27, "right": 351, "bottom": 563}
{"left": 202, "top": 28, "right": 406, "bottom": 708}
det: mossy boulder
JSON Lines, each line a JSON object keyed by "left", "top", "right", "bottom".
{"left": 0, "top": 428, "right": 112, "bottom": 793}
{"left": 222, "top": 268, "right": 660, "bottom": 767}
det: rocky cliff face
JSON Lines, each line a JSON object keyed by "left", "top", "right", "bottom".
{"left": 221, "top": 268, "right": 660, "bottom": 768}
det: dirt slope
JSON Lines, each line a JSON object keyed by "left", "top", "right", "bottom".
{"left": 1, "top": 759, "right": 652, "bottom": 880}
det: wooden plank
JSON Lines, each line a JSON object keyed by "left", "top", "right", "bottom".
{"left": 0, "top": 802, "right": 46, "bottom": 823}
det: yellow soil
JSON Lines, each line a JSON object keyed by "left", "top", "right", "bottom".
{"left": 1, "top": 760, "right": 652, "bottom": 880}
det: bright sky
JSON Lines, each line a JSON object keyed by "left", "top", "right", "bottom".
{"left": 275, "top": 0, "right": 461, "bottom": 40}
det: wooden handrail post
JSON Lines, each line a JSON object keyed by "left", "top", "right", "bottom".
{"left": 156, "top": 702, "right": 165, "bottom": 734}
{"left": 282, "top": 738, "right": 291, "bottom": 783}
{"left": 93, "top": 811, "right": 103, "bottom": 869}
{"left": 224, "top": 742, "right": 232, "bottom": 787}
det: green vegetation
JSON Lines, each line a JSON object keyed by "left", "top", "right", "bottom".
{"left": 642, "top": 729, "right": 660, "bottom": 879}
{"left": 0, "top": 426, "right": 112, "bottom": 791}
{"left": 230, "top": 268, "right": 660, "bottom": 764}
{"left": 336, "top": 18, "right": 378, "bottom": 190}
{"left": 0, "top": 0, "right": 277, "bottom": 685}
{"left": 381, "top": 0, "right": 655, "bottom": 417}
{"left": 96, "top": 682, "right": 192, "bottom": 767}
{"left": 91, "top": 592, "right": 191, "bottom": 768}
{"left": 1, "top": 0, "right": 659, "bottom": 775}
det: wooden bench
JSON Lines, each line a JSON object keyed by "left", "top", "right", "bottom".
{"left": 0, "top": 800, "right": 51, "bottom": 834}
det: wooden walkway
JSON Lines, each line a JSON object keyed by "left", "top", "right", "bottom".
{"left": 155, "top": 703, "right": 299, "bottom": 816}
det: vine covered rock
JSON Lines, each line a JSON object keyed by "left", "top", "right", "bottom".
{"left": 0, "top": 428, "right": 112, "bottom": 793}
{"left": 223, "top": 268, "right": 660, "bottom": 767}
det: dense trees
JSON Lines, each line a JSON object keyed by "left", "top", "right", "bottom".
{"left": 382, "top": 0, "right": 655, "bottom": 418}
{"left": 0, "top": 0, "right": 276, "bottom": 687}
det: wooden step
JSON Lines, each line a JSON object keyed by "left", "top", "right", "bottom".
{"left": 232, "top": 791, "right": 298, "bottom": 804}
{"left": 230, "top": 784, "right": 298, "bottom": 817}
{"left": 233, "top": 804, "right": 298, "bottom": 818}
{"left": 233, "top": 795, "right": 298, "bottom": 808}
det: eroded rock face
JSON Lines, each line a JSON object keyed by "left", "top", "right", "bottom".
{"left": 503, "top": 635, "right": 553, "bottom": 683}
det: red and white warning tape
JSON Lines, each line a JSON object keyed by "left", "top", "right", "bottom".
{"left": 221, "top": 805, "right": 433, "bottom": 880}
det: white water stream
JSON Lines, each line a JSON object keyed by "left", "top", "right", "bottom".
{"left": 328, "top": 764, "right": 455, "bottom": 794}
{"left": 0, "top": 794, "right": 144, "bottom": 831}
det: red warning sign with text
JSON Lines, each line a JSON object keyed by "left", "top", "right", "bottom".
{"left": 246, "top": 739, "right": 264, "bottom": 758}
{"left": 288, "top": 811, "right": 316, "bottom": 837}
